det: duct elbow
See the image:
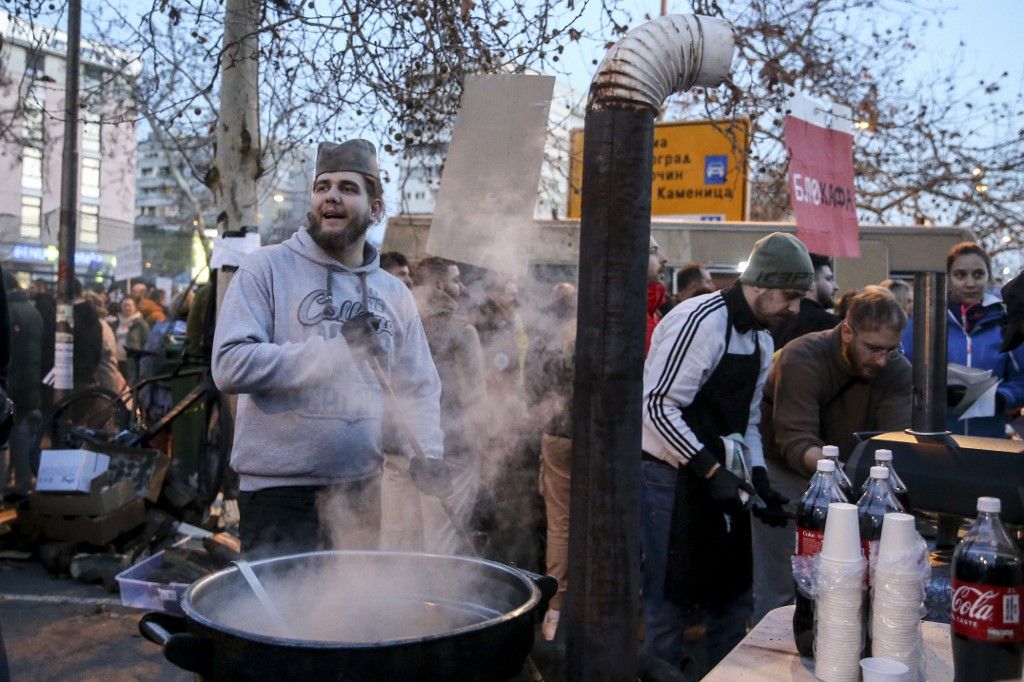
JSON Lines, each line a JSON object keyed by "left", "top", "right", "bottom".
{"left": 588, "top": 14, "right": 735, "bottom": 113}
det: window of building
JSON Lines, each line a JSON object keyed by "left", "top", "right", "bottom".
{"left": 82, "top": 64, "right": 104, "bottom": 98}
{"left": 21, "top": 195, "right": 41, "bottom": 239}
{"left": 80, "top": 204, "right": 99, "bottom": 245}
{"left": 24, "top": 82, "right": 44, "bottom": 144}
{"left": 25, "top": 50, "right": 44, "bottom": 79}
{"left": 81, "top": 157, "right": 100, "bottom": 199}
{"left": 22, "top": 147, "right": 42, "bottom": 191}
{"left": 141, "top": 167, "right": 153, "bottom": 177}
{"left": 82, "top": 111, "right": 101, "bottom": 155}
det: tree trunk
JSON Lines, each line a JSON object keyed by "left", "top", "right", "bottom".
{"left": 212, "top": 0, "right": 260, "bottom": 425}
{"left": 211, "top": 0, "right": 261, "bottom": 234}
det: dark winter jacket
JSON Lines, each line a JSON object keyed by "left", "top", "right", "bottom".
{"left": 525, "top": 306, "right": 575, "bottom": 439}
{"left": 73, "top": 300, "right": 103, "bottom": 388}
{"left": 5, "top": 289, "right": 42, "bottom": 411}
{"left": 771, "top": 297, "right": 840, "bottom": 350}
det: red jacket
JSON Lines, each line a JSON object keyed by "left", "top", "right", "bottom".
{"left": 646, "top": 282, "right": 667, "bottom": 356}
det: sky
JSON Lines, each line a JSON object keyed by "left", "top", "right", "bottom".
{"left": 32, "top": 0, "right": 1024, "bottom": 244}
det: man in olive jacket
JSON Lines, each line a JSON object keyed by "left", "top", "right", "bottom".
{"left": 753, "top": 288, "right": 912, "bottom": 621}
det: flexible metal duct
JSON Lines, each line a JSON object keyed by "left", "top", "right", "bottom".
{"left": 567, "top": 14, "right": 735, "bottom": 682}
{"left": 588, "top": 15, "right": 735, "bottom": 112}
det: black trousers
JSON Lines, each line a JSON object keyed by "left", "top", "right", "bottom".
{"left": 238, "top": 475, "right": 382, "bottom": 559}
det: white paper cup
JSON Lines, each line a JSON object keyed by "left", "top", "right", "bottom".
{"left": 820, "top": 503, "right": 863, "bottom": 563}
{"left": 877, "top": 513, "right": 919, "bottom": 562}
{"left": 859, "top": 657, "right": 909, "bottom": 681}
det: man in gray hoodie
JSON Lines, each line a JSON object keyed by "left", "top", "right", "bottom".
{"left": 213, "top": 139, "right": 443, "bottom": 557}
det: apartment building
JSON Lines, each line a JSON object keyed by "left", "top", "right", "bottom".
{"left": 0, "top": 10, "right": 138, "bottom": 284}
{"left": 135, "top": 136, "right": 313, "bottom": 249}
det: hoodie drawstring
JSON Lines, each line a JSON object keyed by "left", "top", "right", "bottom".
{"left": 323, "top": 269, "right": 371, "bottom": 318}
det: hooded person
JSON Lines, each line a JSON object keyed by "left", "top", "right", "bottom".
{"left": 641, "top": 232, "right": 813, "bottom": 674}
{"left": 212, "top": 139, "right": 444, "bottom": 557}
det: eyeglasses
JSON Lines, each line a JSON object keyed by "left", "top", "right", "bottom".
{"left": 861, "top": 343, "right": 903, "bottom": 360}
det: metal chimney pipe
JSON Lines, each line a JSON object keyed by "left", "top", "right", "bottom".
{"left": 567, "top": 15, "right": 734, "bottom": 681}
{"left": 909, "top": 272, "right": 950, "bottom": 435}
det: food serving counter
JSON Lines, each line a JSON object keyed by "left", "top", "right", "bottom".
{"left": 704, "top": 605, "right": 954, "bottom": 681}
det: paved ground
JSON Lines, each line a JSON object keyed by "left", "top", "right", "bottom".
{"left": 0, "top": 558, "right": 190, "bottom": 681}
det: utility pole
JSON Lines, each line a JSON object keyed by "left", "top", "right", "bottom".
{"left": 54, "top": 0, "right": 81, "bottom": 394}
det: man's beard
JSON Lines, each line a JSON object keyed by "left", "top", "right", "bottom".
{"left": 815, "top": 287, "right": 834, "bottom": 309}
{"left": 752, "top": 289, "right": 795, "bottom": 330}
{"left": 307, "top": 209, "right": 373, "bottom": 254}
{"left": 843, "top": 342, "right": 881, "bottom": 379}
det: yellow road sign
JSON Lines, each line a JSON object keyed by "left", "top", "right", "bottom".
{"left": 568, "top": 119, "right": 750, "bottom": 220}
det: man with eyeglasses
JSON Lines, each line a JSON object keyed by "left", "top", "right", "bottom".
{"left": 752, "top": 287, "right": 912, "bottom": 622}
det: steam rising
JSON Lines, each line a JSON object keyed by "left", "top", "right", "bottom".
{"left": 194, "top": 553, "right": 535, "bottom": 643}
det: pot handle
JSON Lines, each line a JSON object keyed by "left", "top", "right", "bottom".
{"left": 518, "top": 569, "right": 559, "bottom": 604}
{"left": 139, "top": 611, "right": 214, "bottom": 676}
{"left": 139, "top": 611, "right": 187, "bottom": 645}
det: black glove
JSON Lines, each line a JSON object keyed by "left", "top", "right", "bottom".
{"left": 340, "top": 312, "right": 386, "bottom": 361}
{"left": 689, "top": 451, "right": 756, "bottom": 514}
{"left": 947, "top": 384, "right": 967, "bottom": 408}
{"left": 751, "top": 466, "right": 791, "bottom": 527}
{"left": 408, "top": 456, "right": 454, "bottom": 499}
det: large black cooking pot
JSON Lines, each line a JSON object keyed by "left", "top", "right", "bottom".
{"left": 140, "top": 550, "right": 556, "bottom": 681}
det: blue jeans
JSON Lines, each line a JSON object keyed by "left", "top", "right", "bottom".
{"left": 641, "top": 458, "right": 753, "bottom": 671}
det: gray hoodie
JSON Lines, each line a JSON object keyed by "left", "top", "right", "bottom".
{"left": 212, "top": 228, "right": 443, "bottom": 491}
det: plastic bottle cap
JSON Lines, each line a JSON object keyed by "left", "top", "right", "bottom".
{"left": 874, "top": 449, "right": 893, "bottom": 461}
{"left": 977, "top": 496, "right": 1001, "bottom": 514}
{"left": 816, "top": 459, "right": 836, "bottom": 472}
{"left": 822, "top": 445, "right": 839, "bottom": 458}
{"left": 870, "top": 465, "right": 889, "bottom": 479}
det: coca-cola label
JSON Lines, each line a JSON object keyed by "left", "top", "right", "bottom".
{"left": 795, "top": 526, "right": 823, "bottom": 557}
{"left": 951, "top": 579, "right": 1024, "bottom": 643}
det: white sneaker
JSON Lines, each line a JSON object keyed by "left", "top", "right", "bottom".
{"left": 541, "top": 608, "right": 560, "bottom": 641}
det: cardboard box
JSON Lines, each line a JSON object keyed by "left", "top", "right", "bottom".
{"left": 35, "top": 450, "right": 110, "bottom": 493}
{"left": 28, "top": 479, "right": 137, "bottom": 517}
{"left": 18, "top": 498, "right": 146, "bottom": 545}
{"left": 83, "top": 442, "right": 169, "bottom": 503}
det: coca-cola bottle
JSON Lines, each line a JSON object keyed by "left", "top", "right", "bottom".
{"left": 857, "top": 465, "right": 904, "bottom": 656}
{"left": 857, "top": 465, "right": 905, "bottom": 567}
{"left": 951, "top": 496, "right": 1024, "bottom": 682}
{"left": 860, "top": 449, "right": 908, "bottom": 501}
{"left": 822, "top": 444, "right": 853, "bottom": 499}
{"left": 793, "top": 458, "right": 849, "bottom": 657}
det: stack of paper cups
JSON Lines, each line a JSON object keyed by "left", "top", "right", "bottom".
{"left": 814, "top": 502, "right": 866, "bottom": 682}
{"left": 871, "top": 513, "right": 924, "bottom": 678}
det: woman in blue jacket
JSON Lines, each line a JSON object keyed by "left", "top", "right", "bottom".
{"left": 902, "top": 242, "right": 1024, "bottom": 437}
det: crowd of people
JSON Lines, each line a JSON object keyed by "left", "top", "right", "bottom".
{"left": 0, "top": 276, "right": 196, "bottom": 498}
{"left": 1, "top": 136, "right": 1023, "bottom": 679}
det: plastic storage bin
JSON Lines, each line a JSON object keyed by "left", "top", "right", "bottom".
{"left": 115, "top": 538, "right": 191, "bottom": 613}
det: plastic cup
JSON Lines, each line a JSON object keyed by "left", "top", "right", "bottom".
{"left": 820, "top": 503, "right": 863, "bottom": 563}
{"left": 877, "top": 513, "right": 919, "bottom": 563}
{"left": 859, "top": 657, "right": 909, "bottom": 681}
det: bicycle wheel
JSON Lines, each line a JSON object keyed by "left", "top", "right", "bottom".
{"left": 31, "top": 387, "right": 133, "bottom": 474}
{"left": 197, "top": 392, "right": 235, "bottom": 507}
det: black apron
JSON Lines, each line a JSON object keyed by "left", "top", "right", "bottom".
{"left": 664, "top": 294, "right": 762, "bottom": 609}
